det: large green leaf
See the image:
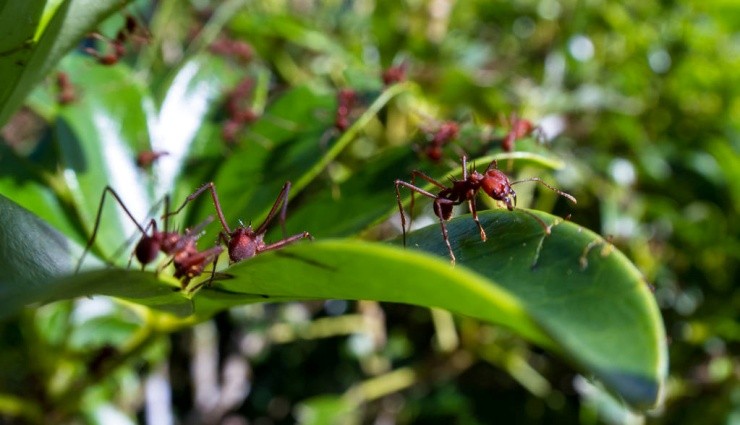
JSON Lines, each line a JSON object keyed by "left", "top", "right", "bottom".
{"left": 188, "top": 209, "right": 666, "bottom": 409}
{"left": 404, "top": 209, "right": 667, "bottom": 409}
{"left": 0, "top": 192, "right": 79, "bottom": 305}
{"left": 0, "top": 192, "right": 191, "bottom": 319}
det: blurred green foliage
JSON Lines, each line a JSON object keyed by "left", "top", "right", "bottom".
{"left": 0, "top": 0, "right": 737, "bottom": 424}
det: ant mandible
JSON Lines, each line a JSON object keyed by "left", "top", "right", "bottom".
{"left": 394, "top": 156, "right": 576, "bottom": 264}
{"left": 76, "top": 187, "right": 223, "bottom": 288}
{"left": 167, "top": 181, "right": 312, "bottom": 265}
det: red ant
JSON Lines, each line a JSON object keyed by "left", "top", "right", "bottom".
{"left": 422, "top": 121, "right": 459, "bottom": 162}
{"left": 167, "top": 181, "right": 312, "bottom": 266}
{"left": 76, "top": 187, "right": 223, "bottom": 288}
{"left": 335, "top": 88, "right": 357, "bottom": 131}
{"left": 85, "top": 14, "right": 149, "bottom": 65}
{"left": 394, "top": 156, "right": 576, "bottom": 264}
{"left": 382, "top": 63, "right": 407, "bottom": 86}
{"left": 56, "top": 72, "right": 76, "bottom": 105}
{"left": 136, "top": 150, "right": 169, "bottom": 169}
{"left": 502, "top": 115, "right": 544, "bottom": 152}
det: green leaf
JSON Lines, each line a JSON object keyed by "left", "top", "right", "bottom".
{"left": 0, "top": 194, "right": 191, "bottom": 320}
{"left": 0, "top": 0, "right": 134, "bottom": 128}
{"left": 44, "top": 270, "right": 193, "bottom": 318}
{"left": 189, "top": 209, "right": 665, "bottom": 409}
{"left": 0, "top": 193, "right": 79, "bottom": 312}
{"left": 0, "top": 143, "right": 80, "bottom": 242}
{"left": 404, "top": 209, "right": 667, "bottom": 409}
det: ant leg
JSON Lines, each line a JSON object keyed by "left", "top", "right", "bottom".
{"left": 408, "top": 170, "right": 448, "bottom": 236}
{"left": 170, "top": 216, "right": 216, "bottom": 254}
{"left": 510, "top": 177, "right": 577, "bottom": 204}
{"left": 409, "top": 170, "right": 448, "bottom": 190}
{"left": 77, "top": 186, "right": 148, "bottom": 273}
{"left": 394, "top": 180, "right": 441, "bottom": 247}
{"left": 255, "top": 182, "right": 291, "bottom": 237}
{"left": 84, "top": 46, "right": 119, "bottom": 66}
{"left": 258, "top": 231, "right": 313, "bottom": 254}
{"left": 168, "top": 182, "right": 232, "bottom": 234}
{"left": 434, "top": 199, "right": 456, "bottom": 265}
{"left": 394, "top": 182, "right": 408, "bottom": 246}
{"left": 467, "top": 198, "right": 487, "bottom": 241}
{"left": 216, "top": 230, "right": 233, "bottom": 263}
{"left": 180, "top": 246, "right": 224, "bottom": 292}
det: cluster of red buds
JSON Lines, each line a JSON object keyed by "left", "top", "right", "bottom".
{"left": 502, "top": 116, "right": 542, "bottom": 152}
{"left": 335, "top": 88, "right": 358, "bottom": 132}
{"left": 222, "top": 77, "right": 259, "bottom": 144}
{"left": 86, "top": 15, "right": 148, "bottom": 66}
{"left": 56, "top": 72, "right": 76, "bottom": 105}
{"left": 423, "top": 121, "right": 459, "bottom": 162}
{"left": 209, "top": 37, "right": 253, "bottom": 63}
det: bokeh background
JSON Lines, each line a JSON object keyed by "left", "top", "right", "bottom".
{"left": 0, "top": 0, "right": 738, "bottom": 424}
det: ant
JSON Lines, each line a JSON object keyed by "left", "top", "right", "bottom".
{"left": 56, "top": 72, "right": 76, "bottom": 105}
{"left": 169, "top": 220, "right": 224, "bottom": 288}
{"left": 85, "top": 14, "right": 149, "bottom": 65}
{"left": 394, "top": 156, "right": 576, "bottom": 264}
{"left": 76, "top": 187, "right": 223, "bottom": 288}
{"left": 501, "top": 115, "right": 544, "bottom": 152}
{"left": 422, "top": 121, "right": 459, "bottom": 162}
{"left": 136, "top": 150, "right": 169, "bottom": 169}
{"left": 167, "top": 181, "right": 313, "bottom": 266}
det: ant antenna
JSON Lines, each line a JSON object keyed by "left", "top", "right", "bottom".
{"left": 510, "top": 177, "right": 577, "bottom": 205}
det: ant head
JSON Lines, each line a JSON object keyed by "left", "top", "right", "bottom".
{"left": 480, "top": 167, "right": 517, "bottom": 210}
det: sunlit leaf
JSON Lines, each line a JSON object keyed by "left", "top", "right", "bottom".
{"left": 187, "top": 209, "right": 666, "bottom": 409}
